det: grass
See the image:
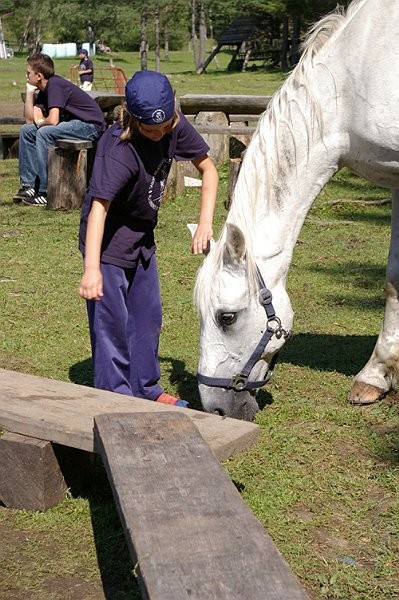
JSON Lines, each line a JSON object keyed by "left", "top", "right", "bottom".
{"left": 0, "top": 55, "right": 399, "bottom": 599}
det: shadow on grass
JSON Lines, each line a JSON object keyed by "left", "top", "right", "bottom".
{"left": 68, "top": 332, "right": 379, "bottom": 409}
{"left": 69, "top": 355, "right": 204, "bottom": 410}
{"left": 69, "top": 357, "right": 94, "bottom": 387}
{"left": 279, "top": 331, "right": 377, "bottom": 376}
{"left": 55, "top": 446, "right": 142, "bottom": 600}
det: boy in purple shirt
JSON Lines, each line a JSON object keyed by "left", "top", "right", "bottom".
{"left": 75, "top": 49, "right": 94, "bottom": 91}
{"left": 14, "top": 53, "right": 105, "bottom": 206}
{"left": 79, "top": 70, "right": 218, "bottom": 407}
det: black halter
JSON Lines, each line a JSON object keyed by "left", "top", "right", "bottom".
{"left": 197, "top": 266, "right": 292, "bottom": 392}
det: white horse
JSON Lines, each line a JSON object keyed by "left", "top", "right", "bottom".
{"left": 194, "top": 0, "right": 399, "bottom": 420}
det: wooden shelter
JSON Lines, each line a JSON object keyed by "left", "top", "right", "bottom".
{"left": 197, "top": 15, "right": 277, "bottom": 74}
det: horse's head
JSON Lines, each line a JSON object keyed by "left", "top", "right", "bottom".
{"left": 194, "top": 223, "right": 293, "bottom": 421}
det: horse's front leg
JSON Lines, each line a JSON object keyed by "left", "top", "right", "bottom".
{"left": 349, "top": 189, "right": 399, "bottom": 405}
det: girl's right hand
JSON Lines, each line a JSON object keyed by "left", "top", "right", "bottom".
{"left": 79, "top": 268, "right": 104, "bottom": 301}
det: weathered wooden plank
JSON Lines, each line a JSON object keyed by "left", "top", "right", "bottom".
{"left": 0, "top": 432, "right": 67, "bottom": 511}
{"left": 0, "top": 117, "right": 24, "bottom": 125}
{"left": 163, "top": 159, "right": 185, "bottom": 202}
{"left": 55, "top": 138, "right": 94, "bottom": 151}
{"left": 195, "top": 124, "right": 256, "bottom": 136}
{"left": 180, "top": 94, "right": 272, "bottom": 116}
{"left": 87, "top": 91, "right": 125, "bottom": 112}
{"left": 195, "top": 111, "right": 229, "bottom": 165}
{"left": 95, "top": 412, "right": 309, "bottom": 600}
{"left": 229, "top": 114, "right": 260, "bottom": 122}
{"left": 0, "top": 369, "right": 259, "bottom": 461}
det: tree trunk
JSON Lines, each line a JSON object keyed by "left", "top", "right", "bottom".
{"left": 280, "top": 16, "right": 289, "bottom": 70}
{"left": 29, "top": 19, "right": 41, "bottom": 55}
{"left": 155, "top": 4, "right": 160, "bottom": 72}
{"left": 198, "top": 2, "right": 206, "bottom": 68}
{"left": 140, "top": 6, "right": 147, "bottom": 71}
{"left": 290, "top": 14, "right": 301, "bottom": 66}
{"left": 191, "top": 0, "right": 199, "bottom": 69}
{"left": 164, "top": 24, "right": 169, "bottom": 61}
{"left": 19, "top": 17, "right": 32, "bottom": 52}
{"left": 0, "top": 18, "right": 7, "bottom": 59}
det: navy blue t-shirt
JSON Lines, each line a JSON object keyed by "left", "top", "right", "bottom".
{"left": 35, "top": 75, "right": 105, "bottom": 132}
{"left": 79, "top": 58, "right": 94, "bottom": 83}
{"left": 79, "top": 112, "right": 210, "bottom": 268}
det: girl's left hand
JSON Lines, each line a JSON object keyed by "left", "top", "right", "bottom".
{"left": 191, "top": 223, "right": 213, "bottom": 255}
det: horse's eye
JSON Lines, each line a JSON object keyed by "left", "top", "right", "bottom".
{"left": 217, "top": 312, "right": 237, "bottom": 327}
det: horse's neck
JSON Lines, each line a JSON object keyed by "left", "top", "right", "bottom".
{"left": 229, "top": 98, "right": 340, "bottom": 285}
{"left": 228, "top": 0, "right": 398, "bottom": 285}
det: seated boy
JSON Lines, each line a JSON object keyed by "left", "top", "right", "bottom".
{"left": 14, "top": 52, "right": 106, "bottom": 206}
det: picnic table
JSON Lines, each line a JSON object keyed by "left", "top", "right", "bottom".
{"left": 87, "top": 91, "right": 125, "bottom": 123}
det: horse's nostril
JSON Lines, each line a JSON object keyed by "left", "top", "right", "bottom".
{"left": 213, "top": 408, "right": 225, "bottom": 416}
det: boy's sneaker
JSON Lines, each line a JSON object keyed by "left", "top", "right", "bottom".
{"left": 156, "top": 392, "right": 189, "bottom": 408}
{"left": 21, "top": 192, "right": 47, "bottom": 206}
{"left": 13, "top": 187, "right": 36, "bottom": 203}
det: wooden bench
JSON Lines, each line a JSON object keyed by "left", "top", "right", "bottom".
{"left": 0, "top": 368, "right": 259, "bottom": 511}
{"left": 47, "top": 138, "right": 95, "bottom": 210}
{"left": 179, "top": 94, "right": 272, "bottom": 117}
{"left": 177, "top": 95, "right": 270, "bottom": 182}
{"left": 95, "top": 411, "right": 309, "bottom": 600}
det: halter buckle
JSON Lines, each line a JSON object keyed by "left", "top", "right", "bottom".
{"left": 231, "top": 373, "right": 248, "bottom": 391}
{"left": 259, "top": 288, "right": 272, "bottom": 306}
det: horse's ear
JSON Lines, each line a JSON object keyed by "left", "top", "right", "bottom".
{"left": 223, "top": 223, "right": 246, "bottom": 265}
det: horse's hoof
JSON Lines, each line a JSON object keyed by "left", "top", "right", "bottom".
{"left": 348, "top": 382, "right": 386, "bottom": 405}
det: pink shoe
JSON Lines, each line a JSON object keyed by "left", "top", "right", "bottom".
{"left": 156, "top": 392, "right": 189, "bottom": 408}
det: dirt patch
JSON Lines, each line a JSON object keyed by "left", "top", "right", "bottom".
{"left": 0, "top": 519, "right": 105, "bottom": 600}
{"left": 0, "top": 509, "right": 140, "bottom": 600}
{"left": 42, "top": 578, "right": 106, "bottom": 600}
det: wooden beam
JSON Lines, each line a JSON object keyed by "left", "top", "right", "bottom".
{"left": 229, "top": 114, "right": 260, "bottom": 122}
{"left": 196, "top": 43, "right": 222, "bottom": 74}
{"left": 195, "top": 125, "right": 256, "bottom": 136}
{"left": 0, "top": 369, "right": 259, "bottom": 461}
{"left": 54, "top": 138, "right": 94, "bottom": 151}
{"left": 0, "top": 432, "right": 67, "bottom": 511}
{"left": 180, "top": 94, "right": 272, "bottom": 116}
{"left": 95, "top": 412, "right": 309, "bottom": 600}
{"left": 0, "top": 117, "right": 24, "bottom": 125}
{"left": 86, "top": 91, "right": 125, "bottom": 112}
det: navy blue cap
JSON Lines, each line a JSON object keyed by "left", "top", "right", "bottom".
{"left": 80, "top": 49, "right": 88, "bottom": 56}
{"left": 125, "top": 70, "right": 175, "bottom": 125}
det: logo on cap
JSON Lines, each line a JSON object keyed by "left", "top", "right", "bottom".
{"left": 152, "top": 109, "right": 166, "bottom": 123}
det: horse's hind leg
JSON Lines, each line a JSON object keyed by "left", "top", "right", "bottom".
{"left": 348, "top": 188, "right": 399, "bottom": 405}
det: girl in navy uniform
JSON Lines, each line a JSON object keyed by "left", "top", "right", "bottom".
{"left": 79, "top": 70, "right": 218, "bottom": 406}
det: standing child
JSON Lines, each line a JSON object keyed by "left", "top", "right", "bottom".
{"left": 78, "top": 70, "right": 218, "bottom": 406}
{"left": 75, "top": 48, "right": 94, "bottom": 91}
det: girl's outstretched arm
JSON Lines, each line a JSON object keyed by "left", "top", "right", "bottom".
{"left": 191, "top": 155, "right": 218, "bottom": 255}
{"left": 79, "top": 198, "right": 110, "bottom": 301}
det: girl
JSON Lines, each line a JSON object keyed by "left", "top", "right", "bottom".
{"left": 78, "top": 70, "right": 218, "bottom": 406}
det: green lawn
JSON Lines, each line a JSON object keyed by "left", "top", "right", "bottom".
{"left": 0, "top": 54, "right": 398, "bottom": 600}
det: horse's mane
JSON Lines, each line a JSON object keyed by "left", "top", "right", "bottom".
{"left": 300, "top": 0, "right": 366, "bottom": 61}
{"left": 194, "top": 0, "right": 367, "bottom": 315}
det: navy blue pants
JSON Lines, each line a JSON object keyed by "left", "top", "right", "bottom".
{"left": 86, "top": 256, "right": 163, "bottom": 400}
